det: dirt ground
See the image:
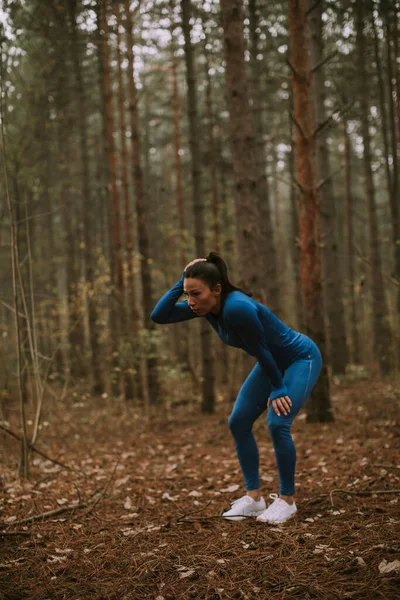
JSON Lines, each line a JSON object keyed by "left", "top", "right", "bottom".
{"left": 1, "top": 369, "right": 399, "bottom": 600}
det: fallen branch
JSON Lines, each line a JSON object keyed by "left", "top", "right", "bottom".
{"left": 330, "top": 488, "right": 400, "bottom": 507}
{"left": 372, "top": 464, "right": 400, "bottom": 470}
{"left": 2, "top": 502, "right": 86, "bottom": 526}
{"left": 0, "top": 423, "right": 89, "bottom": 478}
{"left": 176, "top": 500, "right": 212, "bottom": 522}
{"left": 79, "top": 458, "right": 121, "bottom": 518}
{"left": 0, "top": 531, "right": 34, "bottom": 537}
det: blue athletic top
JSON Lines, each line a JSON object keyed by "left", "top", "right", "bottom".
{"left": 150, "top": 272, "right": 314, "bottom": 401}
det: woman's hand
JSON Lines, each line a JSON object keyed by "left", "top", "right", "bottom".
{"left": 267, "top": 395, "right": 292, "bottom": 416}
{"left": 184, "top": 258, "right": 207, "bottom": 271}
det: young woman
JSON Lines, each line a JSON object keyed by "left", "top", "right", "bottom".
{"left": 150, "top": 252, "right": 322, "bottom": 524}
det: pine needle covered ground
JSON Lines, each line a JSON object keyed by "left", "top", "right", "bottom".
{"left": 1, "top": 371, "right": 399, "bottom": 600}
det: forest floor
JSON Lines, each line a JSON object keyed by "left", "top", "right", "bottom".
{"left": 0, "top": 368, "right": 399, "bottom": 600}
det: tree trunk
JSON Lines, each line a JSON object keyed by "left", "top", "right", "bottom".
{"left": 288, "top": 93, "right": 302, "bottom": 329}
{"left": 308, "top": 0, "right": 348, "bottom": 374}
{"left": 181, "top": 0, "right": 216, "bottom": 414}
{"left": 342, "top": 119, "right": 361, "bottom": 364}
{"left": 248, "top": 0, "right": 280, "bottom": 314}
{"left": 115, "top": 0, "right": 135, "bottom": 400}
{"left": 69, "top": 0, "right": 103, "bottom": 395}
{"left": 220, "top": 0, "right": 265, "bottom": 302}
{"left": 201, "top": 20, "right": 221, "bottom": 255}
{"left": 169, "top": 9, "right": 193, "bottom": 381}
{"left": 383, "top": 1, "right": 400, "bottom": 361}
{"left": 124, "top": 0, "right": 160, "bottom": 405}
{"left": 98, "top": 0, "right": 122, "bottom": 397}
{"left": 288, "top": 0, "right": 332, "bottom": 423}
{"left": 356, "top": 0, "right": 393, "bottom": 374}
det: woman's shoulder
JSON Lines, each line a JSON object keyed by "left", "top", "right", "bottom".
{"left": 224, "top": 291, "right": 257, "bottom": 318}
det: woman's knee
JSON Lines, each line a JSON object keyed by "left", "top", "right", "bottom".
{"left": 228, "top": 411, "right": 252, "bottom": 436}
{"left": 267, "top": 411, "right": 290, "bottom": 441}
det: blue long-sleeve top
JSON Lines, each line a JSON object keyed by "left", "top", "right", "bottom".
{"left": 150, "top": 272, "right": 312, "bottom": 400}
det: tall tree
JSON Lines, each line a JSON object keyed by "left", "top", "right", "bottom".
{"left": 248, "top": 0, "right": 279, "bottom": 314}
{"left": 68, "top": 0, "right": 103, "bottom": 394}
{"left": 181, "top": 0, "right": 216, "bottom": 413}
{"left": 287, "top": 0, "right": 332, "bottom": 422}
{"left": 99, "top": 0, "right": 123, "bottom": 396}
{"left": 220, "top": 0, "right": 263, "bottom": 301}
{"left": 355, "top": 0, "right": 393, "bottom": 374}
{"left": 308, "top": 0, "right": 348, "bottom": 374}
{"left": 342, "top": 117, "right": 361, "bottom": 364}
{"left": 383, "top": 0, "right": 400, "bottom": 358}
{"left": 124, "top": 0, "right": 160, "bottom": 405}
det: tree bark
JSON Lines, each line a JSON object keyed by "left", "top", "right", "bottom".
{"left": 288, "top": 0, "right": 332, "bottom": 422}
{"left": 115, "top": 0, "right": 135, "bottom": 400}
{"left": 69, "top": 0, "right": 103, "bottom": 395}
{"left": 342, "top": 119, "right": 361, "bottom": 364}
{"left": 248, "top": 0, "right": 280, "bottom": 314}
{"left": 220, "top": 0, "right": 264, "bottom": 300}
{"left": 98, "top": 0, "right": 122, "bottom": 397}
{"left": 288, "top": 92, "right": 302, "bottom": 329}
{"left": 383, "top": 1, "right": 400, "bottom": 361}
{"left": 356, "top": 0, "right": 393, "bottom": 374}
{"left": 124, "top": 0, "right": 160, "bottom": 405}
{"left": 181, "top": 0, "right": 216, "bottom": 414}
{"left": 308, "top": 0, "right": 348, "bottom": 374}
{"left": 201, "top": 20, "right": 221, "bottom": 255}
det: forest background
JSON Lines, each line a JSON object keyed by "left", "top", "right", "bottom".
{"left": 0, "top": 0, "right": 399, "bottom": 459}
{"left": 0, "top": 1, "right": 399, "bottom": 599}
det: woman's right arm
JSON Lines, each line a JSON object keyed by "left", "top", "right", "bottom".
{"left": 150, "top": 271, "right": 198, "bottom": 324}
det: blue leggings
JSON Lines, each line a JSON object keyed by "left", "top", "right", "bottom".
{"left": 228, "top": 340, "right": 322, "bottom": 496}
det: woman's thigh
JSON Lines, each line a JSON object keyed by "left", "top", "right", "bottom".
{"left": 282, "top": 349, "right": 322, "bottom": 418}
{"left": 230, "top": 362, "right": 272, "bottom": 427}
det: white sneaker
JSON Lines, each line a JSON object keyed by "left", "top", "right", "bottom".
{"left": 222, "top": 495, "right": 266, "bottom": 521}
{"left": 256, "top": 493, "right": 297, "bottom": 524}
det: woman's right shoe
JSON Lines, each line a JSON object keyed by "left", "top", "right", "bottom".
{"left": 222, "top": 495, "right": 266, "bottom": 521}
{"left": 256, "top": 493, "right": 297, "bottom": 524}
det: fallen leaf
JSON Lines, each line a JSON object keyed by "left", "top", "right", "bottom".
{"left": 379, "top": 559, "right": 400, "bottom": 574}
{"left": 220, "top": 484, "right": 240, "bottom": 493}
{"left": 124, "top": 497, "right": 132, "bottom": 510}
{"left": 356, "top": 557, "right": 367, "bottom": 568}
{"left": 161, "top": 492, "right": 179, "bottom": 502}
{"left": 56, "top": 498, "right": 68, "bottom": 506}
{"left": 179, "top": 569, "right": 196, "bottom": 579}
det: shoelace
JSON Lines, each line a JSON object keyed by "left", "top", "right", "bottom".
{"left": 264, "top": 493, "right": 282, "bottom": 517}
{"left": 230, "top": 495, "right": 253, "bottom": 508}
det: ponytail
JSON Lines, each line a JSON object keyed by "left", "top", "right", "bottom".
{"left": 185, "top": 251, "right": 252, "bottom": 298}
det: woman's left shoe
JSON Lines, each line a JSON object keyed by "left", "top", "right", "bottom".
{"left": 256, "top": 493, "right": 297, "bottom": 524}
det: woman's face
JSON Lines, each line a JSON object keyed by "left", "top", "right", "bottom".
{"left": 183, "top": 277, "right": 222, "bottom": 316}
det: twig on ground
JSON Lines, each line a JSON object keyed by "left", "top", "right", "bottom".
{"left": 330, "top": 488, "right": 400, "bottom": 507}
{"left": 2, "top": 502, "right": 87, "bottom": 526}
{"left": 0, "top": 531, "right": 34, "bottom": 536}
{"left": 79, "top": 457, "right": 121, "bottom": 518}
{"left": 0, "top": 423, "right": 89, "bottom": 478}
{"left": 176, "top": 500, "right": 213, "bottom": 522}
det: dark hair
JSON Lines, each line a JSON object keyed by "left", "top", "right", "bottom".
{"left": 184, "top": 252, "right": 253, "bottom": 298}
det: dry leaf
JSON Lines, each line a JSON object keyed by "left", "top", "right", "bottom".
{"left": 379, "top": 559, "right": 400, "bottom": 574}
{"left": 124, "top": 497, "right": 132, "bottom": 510}
{"left": 179, "top": 569, "right": 196, "bottom": 579}
{"left": 220, "top": 484, "right": 240, "bottom": 493}
{"left": 161, "top": 492, "right": 179, "bottom": 502}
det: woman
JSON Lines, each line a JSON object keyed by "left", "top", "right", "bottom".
{"left": 150, "top": 252, "right": 322, "bottom": 524}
